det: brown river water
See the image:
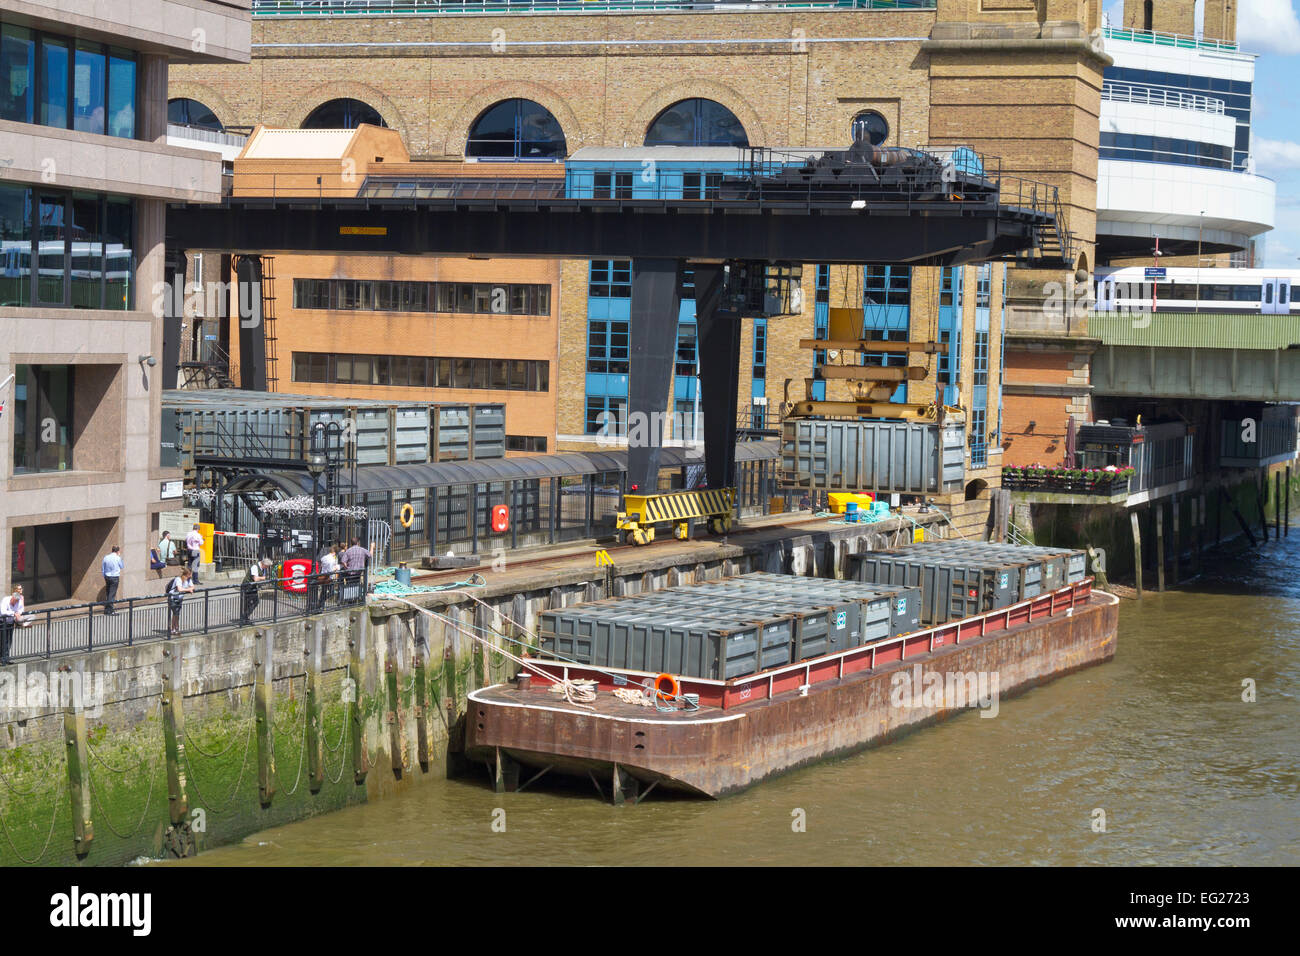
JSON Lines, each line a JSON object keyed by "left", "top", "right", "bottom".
{"left": 177, "top": 534, "right": 1300, "bottom": 867}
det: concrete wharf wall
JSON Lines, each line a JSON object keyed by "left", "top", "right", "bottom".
{"left": 0, "top": 512, "right": 943, "bottom": 866}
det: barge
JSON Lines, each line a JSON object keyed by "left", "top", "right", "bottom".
{"left": 465, "top": 577, "right": 1119, "bottom": 800}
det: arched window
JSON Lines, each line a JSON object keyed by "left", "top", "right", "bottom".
{"left": 302, "top": 98, "right": 386, "bottom": 130}
{"left": 168, "top": 97, "right": 223, "bottom": 132}
{"left": 644, "top": 99, "right": 748, "bottom": 148}
{"left": 964, "top": 478, "right": 988, "bottom": 502}
{"left": 850, "top": 110, "right": 889, "bottom": 147}
{"left": 465, "top": 99, "right": 567, "bottom": 159}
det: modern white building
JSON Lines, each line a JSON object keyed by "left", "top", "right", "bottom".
{"left": 1097, "top": 14, "right": 1274, "bottom": 265}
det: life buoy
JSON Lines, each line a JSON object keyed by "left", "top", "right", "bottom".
{"left": 654, "top": 673, "right": 680, "bottom": 703}
{"left": 399, "top": 503, "right": 414, "bottom": 528}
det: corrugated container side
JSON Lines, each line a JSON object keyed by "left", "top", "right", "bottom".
{"left": 779, "top": 417, "right": 966, "bottom": 495}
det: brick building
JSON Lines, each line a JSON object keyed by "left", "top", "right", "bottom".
{"left": 170, "top": 0, "right": 1112, "bottom": 533}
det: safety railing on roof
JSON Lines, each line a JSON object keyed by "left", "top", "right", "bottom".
{"left": 251, "top": 0, "right": 937, "bottom": 15}
{"left": 1101, "top": 82, "right": 1226, "bottom": 114}
{"left": 1102, "top": 25, "right": 1239, "bottom": 53}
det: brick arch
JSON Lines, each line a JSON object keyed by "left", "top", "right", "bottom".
{"left": 166, "top": 82, "right": 237, "bottom": 130}
{"left": 623, "top": 82, "right": 766, "bottom": 148}
{"left": 285, "top": 82, "right": 407, "bottom": 138}
{"left": 442, "top": 83, "right": 583, "bottom": 157}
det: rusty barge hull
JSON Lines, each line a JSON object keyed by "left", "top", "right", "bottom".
{"left": 465, "top": 586, "right": 1119, "bottom": 799}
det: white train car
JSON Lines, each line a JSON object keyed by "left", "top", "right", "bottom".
{"left": 1096, "top": 266, "right": 1300, "bottom": 315}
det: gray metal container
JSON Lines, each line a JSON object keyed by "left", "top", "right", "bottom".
{"left": 779, "top": 416, "right": 965, "bottom": 495}
{"left": 716, "top": 574, "right": 915, "bottom": 639}
{"left": 849, "top": 552, "right": 1019, "bottom": 625}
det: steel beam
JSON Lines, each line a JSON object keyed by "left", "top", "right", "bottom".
{"left": 788, "top": 400, "right": 937, "bottom": 420}
{"left": 693, "top": 264, "right": 740, "bottom": 491}
{"left": 798, "top": 338, "right": 946, "bottom": 353}
{"left": 817, "top": 366, "right": 931, "bottom": 381}
{"left": 626, "top": 258, "right": 683, "bottom": 495}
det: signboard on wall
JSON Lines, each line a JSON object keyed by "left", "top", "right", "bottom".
{"left": 160, "top": 480, "right": 184, "bottom": 500}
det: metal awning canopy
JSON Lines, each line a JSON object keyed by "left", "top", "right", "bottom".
{"left": 234, "top": 442, "right": 778, "bottom": 496}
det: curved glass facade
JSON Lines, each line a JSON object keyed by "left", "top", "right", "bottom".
{"left": 1100, "top": 131, "right": 1233, "bottom": 169}
{"left": 1103, "top": 65, "right": 1252, "bottom": 168}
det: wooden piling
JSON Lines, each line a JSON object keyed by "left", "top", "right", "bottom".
{"left": 1130, "top": 510, "right": 1143, "bottom": 599}
{"left": 1170, "top": 496, "right": 1180, "bottom": 586}
{"left": 1276, "top": 471, "right": 1283, "bottom": 539}
{"left": 1260, "top": 470, "right": 1269, "bottom": 543}
{"left": 1155, "top": 505, "right": 1165, "bottom": 593}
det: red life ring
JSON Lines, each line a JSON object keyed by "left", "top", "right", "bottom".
{"left": 491, "top": 504, "right": 510, "bottom": 534}
{"left": 280, "top": 557, "right": 313, "bottom": 593}
{"left": 654, "top": 673, "right": 680, "bottom": 703}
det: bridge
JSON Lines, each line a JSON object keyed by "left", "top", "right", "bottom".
{"left": 1088, "top": 312, "right": 1300, "bottom": 403}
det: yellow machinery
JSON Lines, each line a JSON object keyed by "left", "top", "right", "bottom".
{"left": 616, "top": 488, "right": 736, "bottom": 545}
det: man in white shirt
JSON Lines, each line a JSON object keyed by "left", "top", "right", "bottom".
{"left": 102, "top": 546, "right": 123, "bottom": 615}
{"left": 0, "top": 585, "right": 29, "bottom": 664}
{"left": 184, "top": 524, "right": 204, "bottom": 584}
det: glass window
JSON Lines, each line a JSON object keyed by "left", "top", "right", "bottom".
{"left": 168, "top": 97, "right": 222, "bottom": 132}
{"left": 39, "top": 35, "right": 67, "bottom": 130}
{"left": 72, "top": 43, "right": 105, "bottom": 134}
{"left": 106, "top": 52, "right": 134, "bottom": 138}
{"left": 0, "top": 183, "right": 32, "bottom": 307}
{"left": 645, "top": 99, "right": 748, "bottom": 148}
{"left": 103, "top": 197, "right": 133, "bottom": 311}
{"left": 0, "top": 25, "right": 34, "bottom": 124}
{"left": 466, "top": 98, "right": 566, "bottom": 159}
{"left": 10, "top": 523, "right": 73, "bottom": 605}
{"left": 13, "top": 364, "right": 73, "bottom": 474}
{"left": 36, "top": 193, "right": 65, "bottom": 305}
{"left": 851, "top": 110, "right": 889, "bottom": 147}
{"left": 70, "top": 193, "right": 102, "bottom": 309}
{"left": 302, "top": 98, "right": 385, "bottom": 130}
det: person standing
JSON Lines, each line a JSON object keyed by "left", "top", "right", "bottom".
{"left": 166, "top": 567, "right": 195, "bottom": 636}
{"left": 340, "top": 537, "right": 371, "bottom": 596}
{"left": 237, "top": 558, "right": 271, "bottom": 626}
{"left": 0, "top": 585, "right": 30, "bottom": 665}
{"left": 158, "top": 530, "right": 177, "bottom": 566}
{"left": 184, "top": 524, "right": 204, "bottom": 584}
{"left": 102, "top": 545, "right": 123, "bottom": 615}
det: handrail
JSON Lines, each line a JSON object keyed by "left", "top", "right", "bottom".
{"left": 1102, "top": 25, "right": 1239, "bottom": 53}
{"left": 251, "top": 0, "right": 939, "bottom": 15}
{"left": 1101, "top": 82, "right": 1226, "bottom": 115}
{"left": 1, "top": 570, "right": 370, "bottom": 664}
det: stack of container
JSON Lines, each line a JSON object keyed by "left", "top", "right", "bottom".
{"left": 538, "top": 573, "right": 915, "bottom": 681}
{"left": 848, "top": 540, "right": 1088, "bottom": 626}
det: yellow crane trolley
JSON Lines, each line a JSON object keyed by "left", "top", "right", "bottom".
{"left": 616, "top": 488, "right": 736, "bottom": 545}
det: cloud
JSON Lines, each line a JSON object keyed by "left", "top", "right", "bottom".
{"left": 1238, "top": 0, "right": 1300, "bottom": 56}
{"left": 1252, "top": 137, "right": 1300, "bottom": 170}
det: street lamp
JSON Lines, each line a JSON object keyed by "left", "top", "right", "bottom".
{"left": 307, "top": 450, "right": 326, "bottom": 563}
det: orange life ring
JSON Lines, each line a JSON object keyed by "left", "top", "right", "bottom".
{"left": 654, "top": 673, "right": 680, "bottom": 703}
{"left": 399, "top": 503, "right": 414, "bottom": 528}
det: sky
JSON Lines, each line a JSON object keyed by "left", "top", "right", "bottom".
{"left": 1102, "top": 1, "right": 1300, "bottom": 267}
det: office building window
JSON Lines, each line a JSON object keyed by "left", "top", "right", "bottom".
{"left": 0, "top": 185, "right": 133, "bottom": 309}
{"left": 587, "top": 319, "right": 630, "bottom": 376}
{"left": 973, "top": 331, "right": 989, "bottom": 387}
{"left": 586, "top": 396, "right": 623, "bottom": 436}
{"left": 292, "top": 352, "right": 549, "bottom": 392}
{"left": 13, "top": 364, "right": 73, "bottom": 474}
{"left": 752, "top": 317, "right": 767, "bottom": 383}
{"left": 505, "top": 435, "right": 548, "bottom": 453}
{"left": 588, "top": 260, "right": 632, "bottom": 298}
{"left": 0, "top": 22, "right": 135, "bottom": 138}
{"left": 10, "top": 524, "right": 73, "bottom": 605}
{"left": 976, "top": 263, "right": 991, "bottom": 308}
{"left": 291, "top": 278, "right": 550, "bottom": 315}
{"left": 865, "top": 265, "right": 911, "bottom": 306}
{"left": 593, "top": 172, "right": 633, "bottom": 199}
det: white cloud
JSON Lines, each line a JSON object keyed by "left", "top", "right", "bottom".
{"left": 1251, "top": 137, "right": 1300, "bottom": 169}
{"left": 1238, "top": 0, "right": 1300, "bottom": 56}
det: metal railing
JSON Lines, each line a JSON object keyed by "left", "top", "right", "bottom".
{"left": 251, "top": 0, "right": 937, "bottom": 15}
{"left": 1101, "top": 82, "right": 1226, "bottom": 115}
{"left": 1, "top": 570, "right": 369, "bottom": 664}
{"left": 166, "top": 123, "right": 252, "bottom": 148}
{"left": 1102, "top": 25, "right": 1239, "bottom": 53}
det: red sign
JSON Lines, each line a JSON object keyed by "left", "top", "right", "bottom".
{"left": 491, "top": 505, "right": 510, "bottom": 534}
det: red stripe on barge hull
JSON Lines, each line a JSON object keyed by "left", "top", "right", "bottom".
{"left": 465, "top": 583, "right": 1120, "bottom": 799}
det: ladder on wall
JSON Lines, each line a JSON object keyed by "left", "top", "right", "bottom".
{"left": 262, "top": 256, "right": 279, "bottom": 392}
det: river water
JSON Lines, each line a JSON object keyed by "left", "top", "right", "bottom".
{"left": 179, "top": 533, "right": 1300, "bottom": 867}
